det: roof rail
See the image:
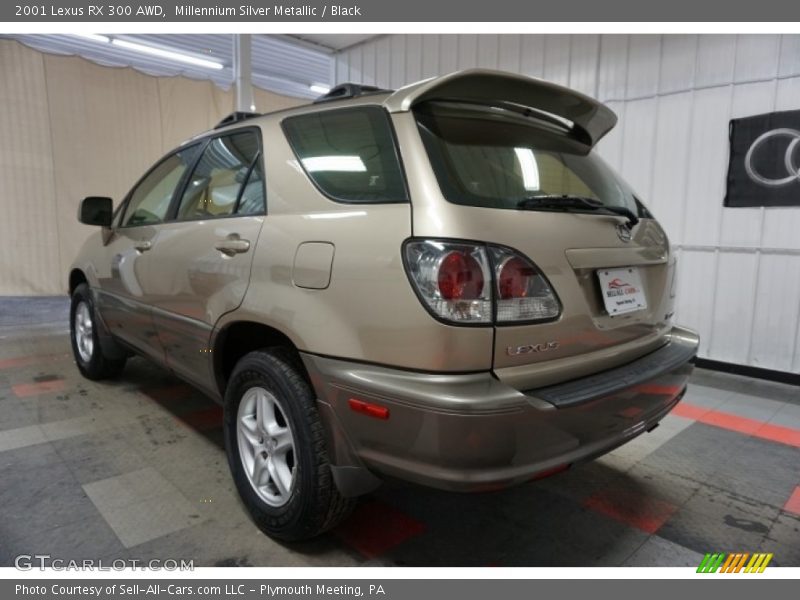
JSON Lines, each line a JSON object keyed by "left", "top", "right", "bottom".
{"left": 214, "top": 111, "right": 261, "bottom": 129}
{"left": 313, "top": 83, "right": 394, "bottom": 104}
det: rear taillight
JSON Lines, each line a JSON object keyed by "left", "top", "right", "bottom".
{"left": 404, "top": 240, "right": 560, "bottom": 325}
{"left": 404, "top": 241, "right": 492, "bottom": 324}
{"left": 489, "top": 246, "right": 560, "bottom": 323}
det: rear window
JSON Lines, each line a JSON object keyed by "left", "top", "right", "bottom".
{"left": 416, "top": 104, "right": 641, "bottom": 215}
{"left": 282, "top": 106, "right": 407, "bottom": 204}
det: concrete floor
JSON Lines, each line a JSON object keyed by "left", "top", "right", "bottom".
{"left": 0, "top": 297, "right": 798, "bottom": 567}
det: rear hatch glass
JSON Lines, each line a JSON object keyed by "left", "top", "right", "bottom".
{"left": 415, "top": 102, "right": 646, "bottom": 218}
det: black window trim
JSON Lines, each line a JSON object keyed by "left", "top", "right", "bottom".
{"left": 169, "top": 125, "right": 267, "bottom": 223}
{"left": 116, "top": 125, "right": 267, "bottom": 229}
{"left": 232, "top": 150, "right": 261, "bottom": 215}
{"left": 280, "top": 105, "right": 410, "bottom": 206}
{"left": 117, "top": 141, "right": 205, "bottom": 229}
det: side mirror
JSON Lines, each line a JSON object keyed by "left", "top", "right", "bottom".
{"left": 78, "top": 196, "right": 113, "bottom": 227}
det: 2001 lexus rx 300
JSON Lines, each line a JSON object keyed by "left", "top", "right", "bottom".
{"left": 68, "top": 69, "right": 699, "bottom": 540}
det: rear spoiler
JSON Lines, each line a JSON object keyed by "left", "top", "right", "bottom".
{"left": 383, "top": 69, "right": 617, "bottom": 148}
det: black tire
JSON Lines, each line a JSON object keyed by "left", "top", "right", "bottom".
{"left": 223, "top": 348, "right": 354, "bottom": 541}
{"left": 69, "top": 283, "right": 126, "bottom": 380}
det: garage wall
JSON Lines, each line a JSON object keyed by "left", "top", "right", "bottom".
{"left": 334, "top": 34, "right": 800, "bottom": 374}
{"left": 0, "top": 40, "right": 304, "bottom": 296}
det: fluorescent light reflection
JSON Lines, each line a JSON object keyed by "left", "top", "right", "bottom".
{"left": 302, "top": 156, "right": 366, "bottom": 173}
{"left": 514, "top": 147, "right": 540, "bottom": 191}
{"left": 111, "top": 39, "right": 224, "bottom": 70}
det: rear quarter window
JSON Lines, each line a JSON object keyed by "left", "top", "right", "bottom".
{"left": 282, "top": 106, "right": 408, "bottom": 204}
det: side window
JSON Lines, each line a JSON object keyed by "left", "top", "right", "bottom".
{"left": 122, "top": 147, "right": 198, "bottom": 227}
{"left": 282, "top": 107, "right": 408, "bottom": 204}
{"left": 176, "top": 131, "right": 264, "bottom": 220}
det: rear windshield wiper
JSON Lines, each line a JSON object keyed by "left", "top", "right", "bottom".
{"left": 517, "top": 195, "right": 640, "bottom": 229}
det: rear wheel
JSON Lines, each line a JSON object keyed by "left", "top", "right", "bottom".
{"left": 69, "top": 284, "right": 126, "bottom": 380}
{"left": 224, "top": 349, "right": 354, "bottom": 541}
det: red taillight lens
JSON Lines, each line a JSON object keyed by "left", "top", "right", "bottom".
{"left": 403, "top": 241, "right": 493, "bottom": 323}
{"left": 498, "top": 256, "right": 537, "bottom": 299}
{"left": 490, "top": 246, "right": 560, "bottom": 322}
{"left": 437, "top": 251, "right": 485, "bottom": 300}
{"left": 403, "top": 240, "right": 558, "bottom": 325}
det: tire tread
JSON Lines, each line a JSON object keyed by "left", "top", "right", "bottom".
{"left": 225, "top": 347, "right": 355, "bottom": 541}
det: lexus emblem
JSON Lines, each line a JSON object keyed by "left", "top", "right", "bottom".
{"left": 507, "top": 341, "right": 559, "bottom": 356}
{"left": 616, "top": 223, "right": 632, "bottom": 243}
{"left": 744, "top": 128, "right": 800, "bottom": 188}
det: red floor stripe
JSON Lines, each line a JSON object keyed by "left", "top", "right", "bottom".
{"left": 783, "top": 486, "right": 800, "bottom": 516}
{"left": 754, "top": 422, "right": 800, "bottom": 448}
{"left": 583, "top": 488, "right": 678, "bottom": 534}
{"left": 12, "top": 379, "right": 65, "bottom": 398}
{"left": 0, "top": 353, "right": 70, "bottom": 370}
{"left": 673, "top": 402, "right": 800, "bottom": 448}
{"left": 671, "top": 403, "right": 710, "bottom": 421}
{"left": 334, "top": 500, "right": 426, "bottom": 559}
{"left": 0, "top": 356, "right": 40, "bottom": 370}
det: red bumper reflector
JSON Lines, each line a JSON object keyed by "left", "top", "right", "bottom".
{"left": 348, "top": 398, "right": 390, "bottom": 420}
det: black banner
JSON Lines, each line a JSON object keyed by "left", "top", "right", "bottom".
{"left": 725, "top": 110, "right": 800, "bottom": 208}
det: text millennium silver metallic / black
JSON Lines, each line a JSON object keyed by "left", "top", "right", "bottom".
{"left": 174, "top": 4, "right": 362, "bottom": 17}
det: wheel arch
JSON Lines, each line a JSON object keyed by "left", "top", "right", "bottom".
{"left": 212, "top": 320, "right": 311, "bottom": 397}
{"left": 69, "top": 269, "right": 88, "bottom": 295}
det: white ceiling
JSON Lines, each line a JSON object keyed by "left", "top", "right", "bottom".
{"left": 2, "top": 34, "right": 338, "bottom": 99}
{"left": 288, "top": 34, "right": 380, "bottom": 51}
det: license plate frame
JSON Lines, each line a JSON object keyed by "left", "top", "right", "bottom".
{"left": 597, "top": 267, "right": 648, "bottom": 316}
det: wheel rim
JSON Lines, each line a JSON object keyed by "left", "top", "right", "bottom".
{"left": 236, "top": 386, "right": 296, "bottom": 507}
{"left": 74, "top": 301, "right": 94, "bottom": 363}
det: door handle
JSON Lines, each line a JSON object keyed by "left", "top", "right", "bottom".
{"left": 134, "top": 241, "right": 152, "bottom": 252}
{"left": 215, "top": 238, "right": 250, "bottom": 256}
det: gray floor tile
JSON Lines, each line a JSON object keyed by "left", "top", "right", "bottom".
{"left": 0, "top": 446, "right": 102, "bottom": 540}
{"left": 769, "top": 403, "right": 800, "bottom": 430}
{"left": 761, "top": 540, "right": 800, "bottom": 567}
{"left": 0, "top": 516, "right": 126, "bottom": 566}
{"left": 92, "top": 488, "right": 202, "bottom": 548}
{"left": 0, "top": 397, "right": 39, "bottom": 431}
{"left": 642, "top": 424, "right": 800, "bottom": 508}
{"left": 51, "top": 431, "right": 146, "bottom": 484}
{"left": 603, "top": 413, "right": 694, "bottom": 466}
{"left": 763, "top": 510, "right": 800, "bottom": 549}
{"left": 0, "top": 424, "right": 46, "bottom": 452}
{"left": 657, "top": 485, "right": 780, "bottom": 554}
{"left": 718, "top": 392, "right": 785, "bottom": 422}
{"left": 689, "top": 369, "right": 800, "bottom": 404}
{"left": 623, "top": 535, "right": 705, "bottom": 567}
{"left": 619, "top": 461, "right": 702, "bottom": 508}
{"left": 684, "top": 384, "right": 732, "bottom": 409}
{"left": 83, "top": 467, "right": 180, "bottom": 511}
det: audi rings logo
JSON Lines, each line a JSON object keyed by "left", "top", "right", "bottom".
{"left": 744, "top": 128, "right": 800, "bottom": 188}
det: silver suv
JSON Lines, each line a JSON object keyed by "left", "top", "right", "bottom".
{"left": 69, "top": 69, "right": 699, "bottom": 540}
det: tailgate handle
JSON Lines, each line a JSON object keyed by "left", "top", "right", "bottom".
{"left": 215, "top": 237, "right": 250, "bottom": 256}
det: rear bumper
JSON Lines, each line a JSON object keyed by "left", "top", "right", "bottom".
{"left": 302, "top": 325, "right": 699, "bottom": 494}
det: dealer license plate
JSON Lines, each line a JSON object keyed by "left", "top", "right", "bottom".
{"left": 597, "top": 267, "right": 647, "bottom": 316}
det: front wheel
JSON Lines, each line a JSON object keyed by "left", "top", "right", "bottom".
{"left": 223, "top": 349, "right": 354, "bottom": 541}
{"left": 70, "top": 283, "right": 126, "bottom": 380}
